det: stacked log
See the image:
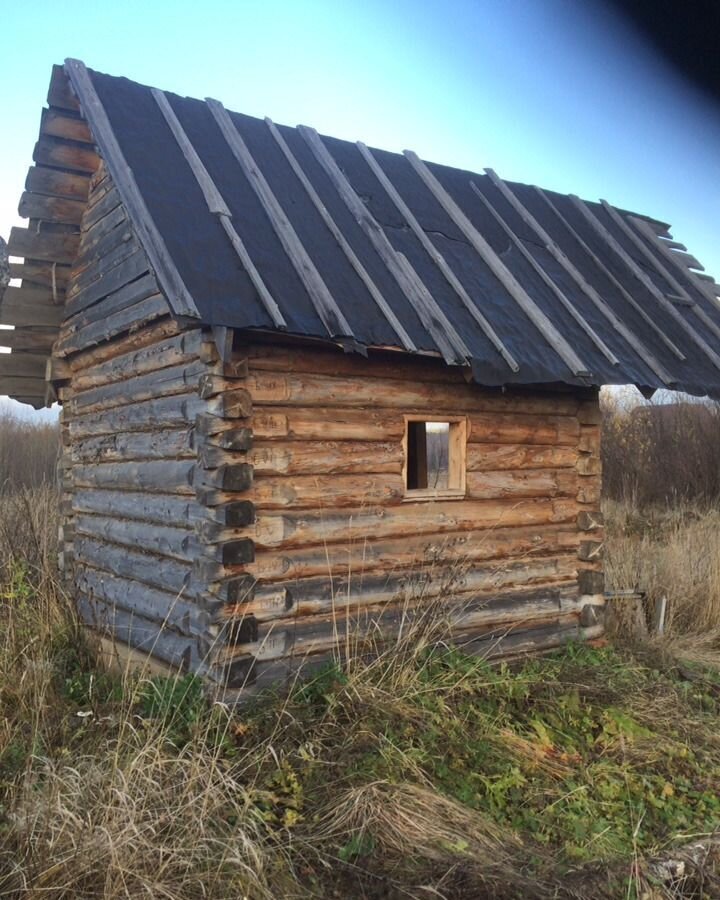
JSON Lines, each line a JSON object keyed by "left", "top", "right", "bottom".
{"left": 200, "top": 341, "right": 605, "bottom": 694}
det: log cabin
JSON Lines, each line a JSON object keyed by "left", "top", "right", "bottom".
{"left": 1, "top": 59, "right": 719, "bottom": 696}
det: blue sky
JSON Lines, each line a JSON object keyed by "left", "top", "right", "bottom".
{"left": 1, "top": 0, "right": 719, "bottom": 414}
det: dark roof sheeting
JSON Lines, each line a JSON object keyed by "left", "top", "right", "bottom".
{"left": 65, "top": 60, "right": 720, "bottom": 396}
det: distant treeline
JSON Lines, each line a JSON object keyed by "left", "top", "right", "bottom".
{"left": 602, "top": 394, "right": 720, "bottom": 507}
{"left": 0, "top": 412, "right": 59, "bottom": 493}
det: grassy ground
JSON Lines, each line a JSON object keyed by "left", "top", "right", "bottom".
{"left": 1, "top": 491, "right": 720, "bottom": 898}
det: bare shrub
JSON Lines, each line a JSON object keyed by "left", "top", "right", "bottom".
{"left": 0, "top": 410, "right": 59, "bottom": 494}
{"left": 602, "top": 393, "right": 720, "bottom": 506}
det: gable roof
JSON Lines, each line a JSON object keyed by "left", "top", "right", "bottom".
{"left": 3, "top": 59, "right": 720, "bottom": 404}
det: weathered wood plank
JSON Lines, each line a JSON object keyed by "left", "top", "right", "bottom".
{"left": 71, "top": 209, "right": 133, "bottom": 278}
{"left": 466, "top": 468, "right": 576, "bottom": 499}
{"left": 9, "top": 260, "right": 71, "bottom": 291}
{"left": 219, "top": 580, "right": 581, "bottom": 663}
{"left": 74, "top": 536, "right": 203, "bottom": 599}
{"left": 40, "top": 107, "right": 93, "bottom": 144}
{"left": 248, "top": 440, "right": 403, "bottom": 475}
{"left": 466, "top": 443, "right": 578, "bottom": 471}
{"left": 251, "top": 473, "right": 402, "bottom": 509}
{"left": 47, "top": 63, "right": 80, "bottom": 111}
{"left": 77, "top": 596, "right": 206, "bottom": 673}
{"left": 65, "top": 317, "right": 184, "bottom": 371}
{"left": 33, "top": 135, "right": 99, "bottom": 175}
{"left": 253, "top": 497, "right": 577, "bottom": 550}
{"left": 0, "top": 287, "right": 65, "bottom": 327}
{"left": 245, "top": 371, "right": 582, "bottom": 419}
{"left": 65, "top": 246, "right": 148, "bottom": 315}
{"left": 244, "top": 347, "right": 585, "bottom": 409}
{"left": 69, "top": 391, "right": 206, "bottom": 438}
{"left": 0, "top": 352, "right": 48, "bottom": 379}
{"left": 250, "top": 403, "right": 578, "bottom": 445}
{"left": 18, "top": 192, "right": 87, "bottom": 226}
{"left": 76, "top": 565, "right": 204, "bottom": 633}
{"left": 226, "top": 552, "right": 577, "bottom": 621}
{"left": 8, "top": 226, "right": 80, "bottom": 265}
{"left": 71, "top": 427, "right": 196, "bottom": 463}
{"left": 82, "top": 184, "right": 121, "bottom": 231}
{"left": 67, "top": 359, "right": 207, "bottom": 415}
{"left": 25, "top": 165, "right": 90, "bottom": 202}
{"left": 0, "top": 328, "right": 57, "bottom": 352}
{"left": 73, "top": 459, "right": 196, "bottom": 493}
{"left": 55, "top": 294, "right": 170, "bottom": 356}
{"left": 0, "top": 376, "right": 47, "bottom": 396}
{"left": 73, "top": 488, "right": 205, "bottom": 525}
{"left": 74, "top": 513, "right": 202, "bottom": 562}
{"left": 65, "top": 59, "right": 199, "bottom": 319}
{"left": 71, "top": 330, "right": 205, "bottom": 390}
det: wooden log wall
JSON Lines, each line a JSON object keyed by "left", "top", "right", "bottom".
{"left": 199, "top": 340, "right": 605, "bottom": 694}
{"left": 55, "top": 160, "right": 221, "bottom": 675}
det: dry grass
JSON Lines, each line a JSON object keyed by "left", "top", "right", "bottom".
{"left": 0, "top": 410, "right": 58, "bottom": 494}
{"left": 604, "top": 501, "right": 720, "bottom": 668}
{"left": 1, "top": 410, "right": 720, "bottom": 896}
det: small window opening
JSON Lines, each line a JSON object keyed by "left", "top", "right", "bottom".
{"left": 404, "top": 418, "right": 466, "bottom": 498}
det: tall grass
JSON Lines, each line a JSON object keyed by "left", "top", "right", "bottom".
{"left": 0, "top": 409, "right": 58, "bottom": 494}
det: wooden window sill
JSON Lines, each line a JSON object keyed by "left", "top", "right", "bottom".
{"left": 402, "top": 489, "right": 466, "bottom": 503}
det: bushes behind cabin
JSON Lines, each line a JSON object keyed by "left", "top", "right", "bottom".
{"left": 602, "top": 392, "right": 720, "bottom": 507}
{"left": 0, "top": 409, "right": 58, "bottom": 494}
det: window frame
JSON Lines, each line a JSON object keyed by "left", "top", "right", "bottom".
{"left": 401, "top": 414, "right": 468, "bottom": 501}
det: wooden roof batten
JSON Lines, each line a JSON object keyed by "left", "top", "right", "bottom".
{"left": 263, "top": 118, "right": 417, "bottom": 353}
{"left": 604, "top": 205, "right": 720, "bottom": 344}
{"left": 205, "top": 98, "right": 351, "bottom": 338}
{"left": 569, "top": 196, "right": 720, "bottom": 373}
{"left": 534, "top": 188, "right": 685, "bottom": 368}
{"left": 355, "top": 142, "right": 519, "bottom": 373}
{"left": 480, "top": 171, "right": 676, "bottom": 386}
{"left": 403, "top": 151, "right": 591, "bottom": 379}
{"left": 298, "top": 125, "right": 470, "bottom": 366}
{"left": 150, "top": 89, "right": 286, "bottom": 330}
{"left": 467, "top": 179, "right": 618, "bottom": 366}
{"left": 63, "top": 59, "right": 199, "bottom": 320}
{"left": 630, "top": 216, "right": 720, "bottom": 306}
